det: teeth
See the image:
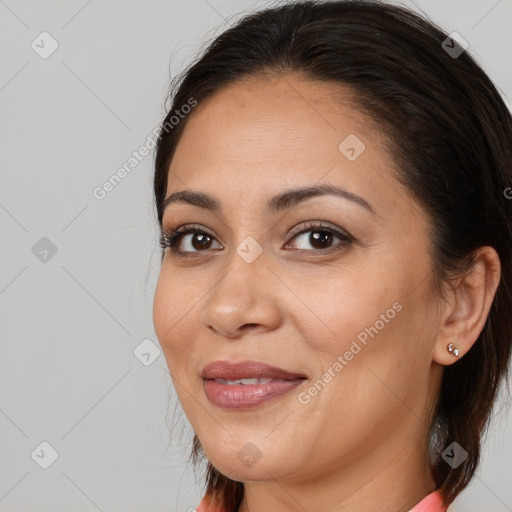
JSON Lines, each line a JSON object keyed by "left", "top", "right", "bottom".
{"left": 215, "top": 377, "right": 275, "bottom": 385}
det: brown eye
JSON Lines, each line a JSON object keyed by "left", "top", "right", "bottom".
{"left": 189, "top": 232, "right": 214, "bottom": 250}
{"left": 160, "top": 226, "right": 223, "bottom": 254}
{"left": 286, "top": 224, "right": 352, "bottom": 253}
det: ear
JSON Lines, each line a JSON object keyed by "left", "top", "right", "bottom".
{"left": 433, "top": 246, "right": 501, "bottom": 366}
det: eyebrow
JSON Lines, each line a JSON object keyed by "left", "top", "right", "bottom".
{"left": 160, "top": 183, "right": 375, "bottom": 216}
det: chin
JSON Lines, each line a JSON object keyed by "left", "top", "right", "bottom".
{"left": 203, "top": 440, "right": 301, "bottom": 483}
{"left": 210, "top": 458, "right": 278, "bottom": 483}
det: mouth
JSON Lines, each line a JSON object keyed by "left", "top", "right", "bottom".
{"left": 201, "top": 360, "right": 308, "bottom": 410}
{"left": 212, "top": 377, "right": 281, "bottom": 385}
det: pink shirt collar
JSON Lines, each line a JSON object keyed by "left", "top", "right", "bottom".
{"left": 409, "top": 490, "right": 446, "bottom": 511}
{"left": 197, "top": 489, "right": 446, "bottom": 512}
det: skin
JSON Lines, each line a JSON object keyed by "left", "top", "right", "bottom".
{"left": 152, "top": 72, "right": 501, "bottom": 512}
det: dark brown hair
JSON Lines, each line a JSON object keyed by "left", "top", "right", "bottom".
{"left": 153, "top": 1, "right": 512, "bottom": 510}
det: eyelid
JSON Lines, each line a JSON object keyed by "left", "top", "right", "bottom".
{"left": 286, "top": 220, "right": 352, "bottom": 240}
{"left": 173, "top": 223, "right": 217, "bottom": 239}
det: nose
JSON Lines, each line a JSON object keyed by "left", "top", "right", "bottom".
{"left": 199, "top": 246, "right": 282, "bottom": 339}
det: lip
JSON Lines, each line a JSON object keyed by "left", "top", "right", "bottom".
{"left": 200, "top": 360, "right": 307, "bottom": 380}
{"left": 201, "top": 360, "right": 307, "bottom": 410}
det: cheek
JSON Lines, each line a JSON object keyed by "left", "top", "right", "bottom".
{"left": 301, "top": 240, "right": 434, "bottom": 360}
{"left": 295, "top": 264, "right": 431, "bottom": 410}
{"left": 307, "top": 287, "right": 434, "bottom": 434}
{"left": 153, "top": 271, "right": 196, "bottom": 371}
{"left": 154, "top": 275, "right": 204, "bottom": 426}
{"left": 293, "top": 267, "right": 401, "bottom": 356}
{"left": 153, "top": 274, "right": 174, "bottom": 352}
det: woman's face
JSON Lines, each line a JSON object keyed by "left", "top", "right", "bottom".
{"left": 153, "top": 73, "right": 444, "bottom": 485}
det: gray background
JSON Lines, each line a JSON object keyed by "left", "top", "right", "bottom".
{"left": 0, "top": 0, "right": 511, "bottom": 511}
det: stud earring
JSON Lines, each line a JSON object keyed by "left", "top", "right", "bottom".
{"left": 447, "top": 342, "right": 459, "bottom": 357}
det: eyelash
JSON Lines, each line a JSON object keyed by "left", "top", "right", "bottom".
{"left": 159, "top": 221, "right": 353, "bottom": 258}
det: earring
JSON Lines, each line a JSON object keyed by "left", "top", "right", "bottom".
{"left": 447, "top": 342, "right": 459, "bottom": 357}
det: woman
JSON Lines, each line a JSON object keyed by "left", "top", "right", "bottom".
{"left": 152, "top": 1, "right": 512, "bottom": 511}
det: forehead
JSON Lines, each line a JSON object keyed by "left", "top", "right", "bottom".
{"left": 171, "top": 74, "right": 386, "bottom": 179}
{"left": 166, "top": 73, "right": 402, "bottom": 218}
